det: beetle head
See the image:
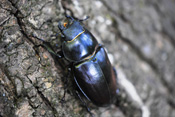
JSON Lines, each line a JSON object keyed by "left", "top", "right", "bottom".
{"left": 58, "top": 15, "right": 84, "bottom": 41}
{"left": 58, "top": 15, "right": 74, "bottom": 31}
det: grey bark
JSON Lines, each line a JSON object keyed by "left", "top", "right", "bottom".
{"left": 0, "top": 0, "right": 175, "bottom": 117}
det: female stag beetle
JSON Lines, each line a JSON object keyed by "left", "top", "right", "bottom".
{"left": 35, "top": 15, "right": 118, "bottom": 110}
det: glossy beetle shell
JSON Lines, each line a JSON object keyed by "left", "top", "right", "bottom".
{"left": 58, "top": 16, "right": 118, "bottom": 106}
{"left": 73, "top": 47, "right": 117, "bottom": 106}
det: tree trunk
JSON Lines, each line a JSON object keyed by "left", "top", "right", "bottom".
{"left": 0, "top": 0, "right": 175, "bottom": 117}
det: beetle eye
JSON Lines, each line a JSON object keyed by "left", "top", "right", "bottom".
{"left": 63, "top": 22, "right": 68, "bottom": 27}
{"left": 58, "top": 17, "right": 74, "bottom": 30}
{"left": 62, "top": 18, "right": 70, "bottom": 28}
{"left": 58, "top": 20, "right": 68, "bottom": 30}
{"left": 62, "top": 19, "right": 73, "bottom": 28}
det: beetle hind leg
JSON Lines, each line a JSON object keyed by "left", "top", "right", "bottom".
{"left": 113, "top": 67, "right": 120, "bottom": 94}
{"left": 75, "top": 91, "right": 94, "bottom": 117}
{"left": 113, "top": 67, "right": 118, "bottom": 78}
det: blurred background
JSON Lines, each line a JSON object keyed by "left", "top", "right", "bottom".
{"left": 0, "top": 0, "right": 175, "bottom": 117}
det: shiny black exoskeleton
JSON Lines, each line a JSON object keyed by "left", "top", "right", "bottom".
{"left": 36, "top": 15, "right": 118, "bottom": 107}
{"left": 58, "top": 16, "right": 118, "bottom": 106}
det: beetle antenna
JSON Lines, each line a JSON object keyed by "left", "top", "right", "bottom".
{"left": 65, "top": 14, "right": 74, "bottom": 20}
{"left": 59, "top": 32, "right": 65, "bottom": 37}
{"left": 78, "top": 16, "right": 90, "bottom": 22}
{"left": 58, "top": 21, "right": 64, "bottom": 30}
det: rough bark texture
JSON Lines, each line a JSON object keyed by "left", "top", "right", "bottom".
{"left": 0, "top": 0, "right": 175, "bottom": 117}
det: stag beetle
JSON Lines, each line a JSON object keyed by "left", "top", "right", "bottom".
{"left": 34, "top": 15, "right": 118, "bottom": 109}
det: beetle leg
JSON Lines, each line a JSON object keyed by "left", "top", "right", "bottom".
{"left": 60, "top": 79, "right": 67, "bottom": 104}
{"left": 75, "top": 91, "right": 94, "bottom": 117}
{"left": 60, "top": 67, "right": 71, "bottom": 104}
{"left": 78, "top": 16, "right": 90, "bottom": 22}
{"left": 65, "top": 15, "right": 89, "bottom": 22}
{"left": 113, "top": 67, "right": 118, "bottom": 80}
{"left": 113, "top": 67, "right": 121, "bottom": 109}
{"left": 56, "top": 32, "right": 65, "bottom": 38}
{"left": 33, "top": 44, "right": 44, "bottom": 65}
{"left": 55, "top": 48, "right": 64, "bottom": 58}
{"left": 113, "top": 67, "right": 120, "bottom": 94}
{"left": 33, "top": 35, "right": 63, "bottom": 59}
{"left": 65, "top": 15, "right": 74, "bottom": 20}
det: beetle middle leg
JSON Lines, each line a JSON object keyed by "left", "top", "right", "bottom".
{"left": 60, "top": 66, "right": 72, "bottom": 104}
{"left": 32, "top": 35, "right": 73, "bottom": 104}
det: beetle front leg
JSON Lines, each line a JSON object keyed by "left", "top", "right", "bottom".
{"left": 32, "top": 35, "right": 64, "bottom": 59}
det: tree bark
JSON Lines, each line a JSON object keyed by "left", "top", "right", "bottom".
{"left": 0, "top": 0, "right": 175, "bottom": 117}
